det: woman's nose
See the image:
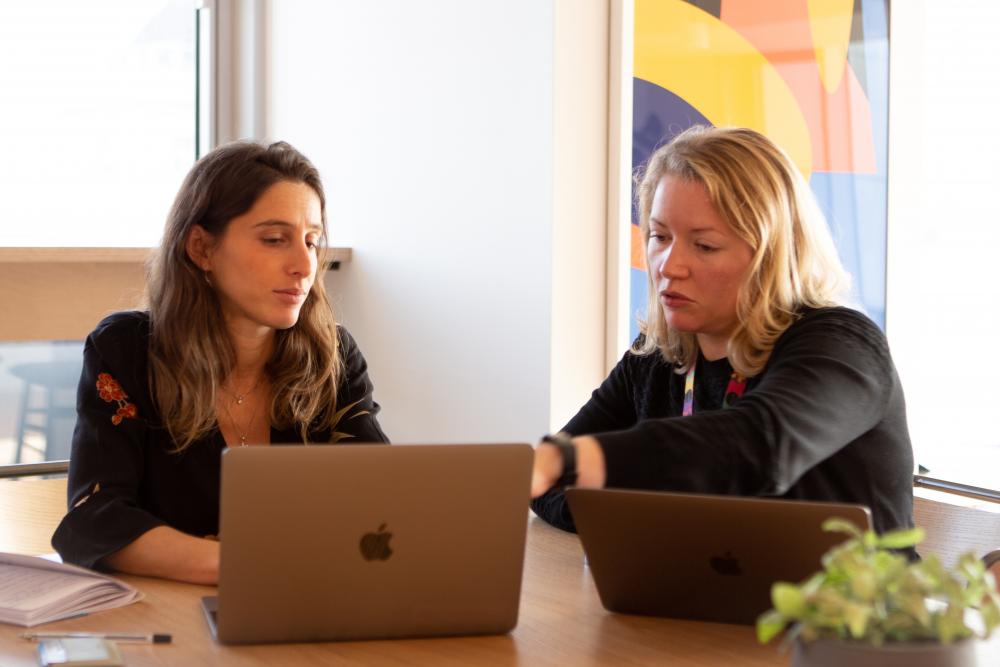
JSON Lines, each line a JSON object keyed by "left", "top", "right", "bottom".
{"left": 657, "top": 244, "right": 689, "bottom": 279}
{"left": 288, "top": 240, "right": 316, "bottom": 277}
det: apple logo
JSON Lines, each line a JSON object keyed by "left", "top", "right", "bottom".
{"left": 359, "top": 523, "right": 393, "bottom": 561}
{"left": 709, "top": 551, "right": 742, "bottom": 575}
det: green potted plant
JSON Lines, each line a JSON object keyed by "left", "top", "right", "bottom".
{"left": 756, "top": 518, "right": 1000, "bottom": 667}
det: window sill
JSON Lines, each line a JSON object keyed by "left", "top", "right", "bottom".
{"left": 0, "top": 246, "right": 352, "bottom": 267}
{"left": 913, "top": 474, "right": 1000, "bottom": 505}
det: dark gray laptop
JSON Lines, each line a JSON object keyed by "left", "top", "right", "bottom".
{"left": 565, "top": 488, "right": 872, "bottom": 625}
{"left": 202, "top": 444, "right": 533, "bottom": 644}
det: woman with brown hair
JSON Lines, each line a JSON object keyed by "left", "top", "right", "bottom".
{"left": 531, "top": 126, "right": 913, "bottom": 536}
{"left": 53, "top": 141, "right": 388, "bottom": 584}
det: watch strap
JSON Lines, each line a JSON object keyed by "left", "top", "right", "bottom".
{"left": 542, "top": 432, "right": 578, "bottom": 487}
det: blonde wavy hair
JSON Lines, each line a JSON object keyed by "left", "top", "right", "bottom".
{"left": 145, "top": 140, "right": 342, "bottom": 452}
{"left": 634, "top": 126, "right": 850, "bottom": 377}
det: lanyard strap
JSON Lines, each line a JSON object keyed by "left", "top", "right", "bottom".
{"left": 682, "top": 364, "right": 747, "bottom": 417}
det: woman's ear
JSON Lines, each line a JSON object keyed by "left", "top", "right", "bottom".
{"left": 185, "top": 224, "right": 214, "bottom": 271}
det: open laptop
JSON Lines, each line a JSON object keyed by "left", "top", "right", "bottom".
{"left": 565, "top": 488, "right": 872, "bottom": 625}
{"left": 202, "top": 444, "right": 533, "bottom": 644}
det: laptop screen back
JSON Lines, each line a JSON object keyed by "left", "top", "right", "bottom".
{"left": 565, "top": 488, "right": 872, "bottom": 625}
{"left": 212, "top": 444, "right": 532, "bottom": 644}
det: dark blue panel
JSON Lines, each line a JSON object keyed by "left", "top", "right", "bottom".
{"left": 632, "top": 78, "right": 712, "bottom": 209}
{"left": 630, "top": 78, "right": 712, "bottom": 329}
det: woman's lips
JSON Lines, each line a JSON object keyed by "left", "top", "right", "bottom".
{"left": 273, "top": 289, "right": 306, "bottom": 305}
{"left": 660, "top": 290, "right": 693, "bottom": 308}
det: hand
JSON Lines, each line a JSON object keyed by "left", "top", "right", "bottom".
{"left": 531, "top": 435, "right": 606, "bottom": 498}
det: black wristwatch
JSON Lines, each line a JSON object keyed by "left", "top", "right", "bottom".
{"left": 542, "top": 431, "right": 578, "bottom": 488}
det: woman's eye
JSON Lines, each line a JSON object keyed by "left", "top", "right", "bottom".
{"left": 262, "top": 236, "right": 284, "bottom": 246}
{"left": 696, "top": 243, "right": 717, "bottom": 252}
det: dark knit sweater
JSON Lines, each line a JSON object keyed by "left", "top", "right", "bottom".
{"left": 532, "top": 307, "right": 914, "bottom": 536}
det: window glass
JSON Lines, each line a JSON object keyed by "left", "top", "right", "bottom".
{"left": 0, "top": 342, "right": 83, "bottom": 464}
{"left": 886, "top": 1, "right": 1000, "bottom": 490}
{"left": 0, "top": 0, "right": 195, "bottom": 248}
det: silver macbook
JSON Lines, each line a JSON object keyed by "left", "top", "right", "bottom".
{"left": 565, "top": 488, "right": 872, "bottom": 625}
{"left": 202, "top": 444, "right": 533, "bottom": 644}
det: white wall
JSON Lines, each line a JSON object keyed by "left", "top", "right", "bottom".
{"left": 549, "top": 0, "right": 610, "bottom": 431}
{"left": 269, "top": 1, "right": 557, "bottom": 443}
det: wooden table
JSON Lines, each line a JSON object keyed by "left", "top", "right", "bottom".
{"left": 1, "top": 479, "right": 997, "bottom": 665}
{"left": 0, "top": 477, "right": 67, "bottom": 556}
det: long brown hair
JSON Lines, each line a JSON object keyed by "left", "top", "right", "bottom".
{"left": 634, "top": 126, "right": 849, "bottom": 376}
{"left": 146, "top": 140, "right": 342, "bottom": 451}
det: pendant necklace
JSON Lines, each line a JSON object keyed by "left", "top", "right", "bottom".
{"left": 221, "top": 397, "right": 257, "bottom": 448}
{"left": 220, "top": 376, "right": 263, "bottom": 447}
{"left": 223, "top": 375, "right": 262, "bottom": 406}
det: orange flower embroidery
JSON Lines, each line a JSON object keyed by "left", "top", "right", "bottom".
{"left": 96, "top": 372, "right": 139, "bottom": 425}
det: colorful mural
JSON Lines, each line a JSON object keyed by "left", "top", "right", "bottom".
{"left": 630, "top": 0, "right": 889, "bottom": 340}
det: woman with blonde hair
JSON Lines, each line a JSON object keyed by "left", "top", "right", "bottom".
{"left": 53, "top": 141, "right": 388, "bottom": 583}
{"left": 531, "top": 126, "right": 913, "bottom": 535}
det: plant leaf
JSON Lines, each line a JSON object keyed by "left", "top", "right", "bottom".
{"left": 844, "top": 602, "right": 871, "bottom": 638}
{"left": 938, "top": 603, "right": 972, "bottom": 644}
{"left": 877, "top": 527, "right": 925, "bottom": 549}
{"left": 899, "top": 590, "right": 931, "bottom": 627}
{"left": 774, "top": 516, "right": 991, "bottom": 645}
{"left": 956, "top": 552, "right": 985, "bottom": 582}
{"left": 800, "top": 571, "right": 827, "bottom": 596}
{"left": 850, "top": 567, "right": 877, "bottom": 601}
{"left": 822, "top": 517, "right": 863, "bottom": 539}
{"left": 772, "top": 583, "right": 807, "bottom": 617}
{"left": 756, "top": 609, "right": 787, "bottom": 644}
{"left": 884, "top": 609, "right": 924, "bottom": 641}
{"left": 863, "top": 530, "right": 878, "bottom": 549}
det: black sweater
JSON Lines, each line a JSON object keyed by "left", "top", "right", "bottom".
{"left": 52, "top": 311, "right": 389, "bottom": 569}
{"left": 532, "top": 307, "right": 914, "bottom": 536}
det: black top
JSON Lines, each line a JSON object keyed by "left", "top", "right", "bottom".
{"left": 52, "top": 311, "right": 389, "bottom": 570}
{"left": 532, "top": 307, "right": 914, "bottom": 536}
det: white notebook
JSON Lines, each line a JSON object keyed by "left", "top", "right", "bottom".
{"left": 0, "top": 552, "right": 142, "bottom": 627}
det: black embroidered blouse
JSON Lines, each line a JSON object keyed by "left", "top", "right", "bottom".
{"left": 52, "top": 311, "right": 389, "bottom": 570}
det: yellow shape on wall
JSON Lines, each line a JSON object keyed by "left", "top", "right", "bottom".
{"left": 808, "top": 0, "right": 855, "bottom": 94}
{"left": 634, "top": 0, "right": 812, "bottom": 179}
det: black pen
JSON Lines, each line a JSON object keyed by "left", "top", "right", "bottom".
{"left": 21, "top": 631, "right": 172, "bottom": 644}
